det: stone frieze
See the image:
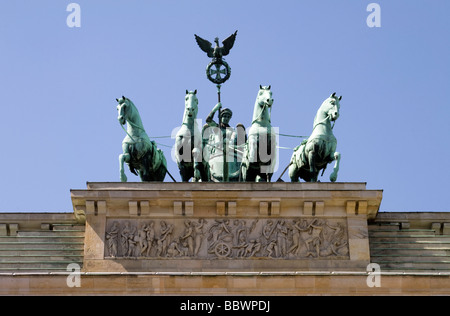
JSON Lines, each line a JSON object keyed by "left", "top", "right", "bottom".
{"left": 105, "top": 218, "right": 349, "bottom": 260}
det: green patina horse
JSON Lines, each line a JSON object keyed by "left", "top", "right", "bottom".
{"left": 174, "top": 90, "right": 209, "bottom": 182}
{"left": 240, "top": 85, "right": 277, "bottom": 182}
{"left": 117, "top": 96, "right": 167, "bottom": 182}
{"left": 289, "top": 93, "right": 342, "bottom": 182}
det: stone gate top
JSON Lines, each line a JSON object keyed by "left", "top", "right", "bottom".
{"left": 71, "top": 182, "right": 382, "bottom": 273}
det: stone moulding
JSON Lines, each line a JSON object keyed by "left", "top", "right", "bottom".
{"left": 70, "top": 182, "right": 382, "bottom": 272}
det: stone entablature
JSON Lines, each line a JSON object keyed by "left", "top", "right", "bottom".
{"left": 70, "top": 182, "right": 382, "bottom": 272}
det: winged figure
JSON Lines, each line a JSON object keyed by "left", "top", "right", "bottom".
{"left": 194, "top": 30, "right": 238, "bottom": 60}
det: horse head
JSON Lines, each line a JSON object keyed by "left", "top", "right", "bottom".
{"left": 323, "top": 92, "right": 342, "bottom": 122}
{"left": 184, "top": 90, "right": 199, "bottom": 124}
{"left": 252, "top": 85, "right": 274, "bottom": 124}
{"left": 116, "top": 95, "right": 131, "bottom": 126}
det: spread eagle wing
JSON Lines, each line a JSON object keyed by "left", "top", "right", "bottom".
{"left": 221, "top": 30, "right": 238, "bottom": 56}
{"left": 194, "top": 34, "right": 214, "bottom": 58}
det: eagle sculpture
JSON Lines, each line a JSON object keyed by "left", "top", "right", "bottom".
{"left": 194, "top": 30, "right": 238, "bottom": 60}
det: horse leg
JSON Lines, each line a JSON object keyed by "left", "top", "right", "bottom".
{"left": 307, "top": 151, "right": 317, "bottom": 182}
{"left": 178, "top": 164, "right": 190, "bottom": 182}
{"left": 248, "top": 134, "right": 258, "bottom": 163}
{"left": 289, "top": 153, "right": 300, "bottom": 182}
{"left": 245, "top": 164, "right": 257, "bottom": 182}
{"left": 257, "top": 172, "right": 271, "bottom": 182}
{"left": 159, "top": 154, "right": 168, "bottom": 181}
{"left": 192, "top": 148, "right": 205, "bottom": 182}
{"left": 289, "top": 164, "right": 299, "bottom": 182}
{"left": 119, "top": 144, "right": 130, "bottom": 182}
{"left": 329, "top": 152, "right": 341, "bottom": 182}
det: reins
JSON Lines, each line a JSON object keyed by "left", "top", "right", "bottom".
{"left": 251, "top": 102, "right": 271, "bottom": 125}
{"left": 313, "top": 114, "right": 335, "bottom": 131}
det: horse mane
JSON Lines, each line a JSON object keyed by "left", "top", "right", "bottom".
{"left": 313, "top": 97, "right": 332, "bottom": 127}
{"left": 125, "top": 98, "right": 144, "bottom": 128}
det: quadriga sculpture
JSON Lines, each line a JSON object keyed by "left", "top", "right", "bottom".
{"left": 240, "top": 85, "right": 277, "bottom": 182}
{"left": 289, "top": 93, "right": 342, "bottom": 182}
{"left": 117, "top": 96, "right": 167, "bottom": 182}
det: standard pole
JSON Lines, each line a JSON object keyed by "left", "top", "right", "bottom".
{"left": 217, "top": 84, "right": 229, "bottom": 182}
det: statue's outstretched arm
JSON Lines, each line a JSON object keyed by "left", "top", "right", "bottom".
{"left": 206, "top": 102, "right": 222, "bottom": 124}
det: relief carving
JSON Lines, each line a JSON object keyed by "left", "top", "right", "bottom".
{"left": 105, "top": 218, "right": 349, "bottom": 259}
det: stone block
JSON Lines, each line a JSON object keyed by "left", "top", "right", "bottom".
{"left": 0, "top": 224, "right": 7, "bottom": 236}
{"left": 228, "top": 201, "right": 237, "bottom": 216}
{"left": 185, "top": 201, "right": 194, "bottom": 216}
{"left": 400, "top": 222, "right": 410, "bottom": 230}
{"left": 8, "top": 224, "right": 18, "bottom": 236}
{"left": 97, "top": 201, "right": 107, "bottom": 215}
{"left": 357, "top": 201, "right": 368, "bottom": 215}
{"left": 271, "top": 201, "right": 280, "bottom": 215}
{"left": 348, "top": 238, "right": 370, "bottom": 261}
{"left": 259, "top": 202, "right": 269, "bottom": 216}
{"left": 40, "top": 223, "right": 51, "bottom": 230}
{"left": 443, "top": 223, "right": 450, "bottom": 235}
{"left": 346, "top": 201, "right": 356, "bottom": 215}
{"left": 174, "top": 201, "right": 183, "bottom": 215}
{"left": 304, "top": 202, "right": 313, "bottom": 216}
{"left": 431, "top": 222, "right": 442, "bottom": 235}
{"left": 217, "top": 202, "right": 226, "bottom": 216}
{"left": 129, "top": 201, "right": 138, "bottom": 216}
{"left": 140, "top": 201, "right": 150, "bottom": 216}
{"left": 86, "top": 201, "right": 96, "bottom": 215}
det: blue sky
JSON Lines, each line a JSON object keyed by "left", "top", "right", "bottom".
{"left": 0, "top": 1, "right": 449, "bottom": 212}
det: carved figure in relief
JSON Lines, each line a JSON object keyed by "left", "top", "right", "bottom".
{"left": 301, "top": 219, "right": 324, "bottom": 258}
{"left": 234, "top": 234, "right": 248, "bottom": 257}
{"left": 324, "top": 222, "right": 348, "bottom": 257}
{"left": 138, "top": 223, "right": 149, "bottom": 256}
{"left": 287, "top": 220, "right": 300, "bottom": 255}
{"left": 146, "top": 221, "right": 156, "bottom": 256}
{"left": 106, "top": 221, "right": 119, "bottom": 257}
{"left": 275, "top": 220, "right": 288, "bottom": 257}
{"left": 193, "top": 219, "right": 207, "bottom": 256}
{"left": 156, "top": 221, "right": 173, "bottom": 257}
{"left": 126, "top": 225, "right": 138, "bottom": 257}
{"left": 167, "top": 237, "right": 184, "bottom": 257}
{"left": 266, "top": 240, "right": 277, "bottom": 258}
{"left": 262, "top": 220, "right": 275, "bottom": 241}
{"left": 245, "top": 239, "right": 261, "bottom": 257}
{"left": 180, "top": 220, "right": 195, "bottom": 256}
{"left": 207, "top": 220, "right": 232, "bottom": 249}
{"left": 120, "top": 221, "right": 132, "bottom": 257}
{"left": 207, "top": 219, "right": 234, "bottom": 258}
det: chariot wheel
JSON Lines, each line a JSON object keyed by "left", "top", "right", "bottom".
{"left": 214, "top": 242, "right": 231, "bottom": 258}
